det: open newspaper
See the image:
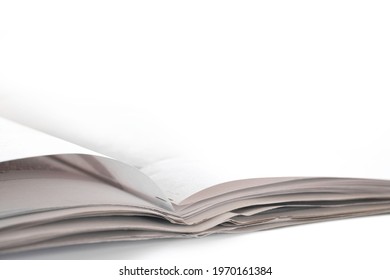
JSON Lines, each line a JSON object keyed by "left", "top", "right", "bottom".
{"left": 2, "top": 116, "right": 390, "bottom": 255}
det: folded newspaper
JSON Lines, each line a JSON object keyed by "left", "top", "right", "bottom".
{"left": 1, "top": 115, "right": 390, "bottom": 255}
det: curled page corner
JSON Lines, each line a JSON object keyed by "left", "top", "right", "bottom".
{"left": 0, "top": 117, "right": 173, "bottom": 211}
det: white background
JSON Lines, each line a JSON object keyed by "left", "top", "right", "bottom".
{"left": 1, "top": 0, "right": 390, "bottom": 279}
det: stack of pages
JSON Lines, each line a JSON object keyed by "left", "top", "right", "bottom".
{"left": 2, "top": 116, "right": 390, "bottom": 254}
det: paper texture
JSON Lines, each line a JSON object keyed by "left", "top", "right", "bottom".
{"left": 2, "top": 95, "right": 390, "bottom": 254}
